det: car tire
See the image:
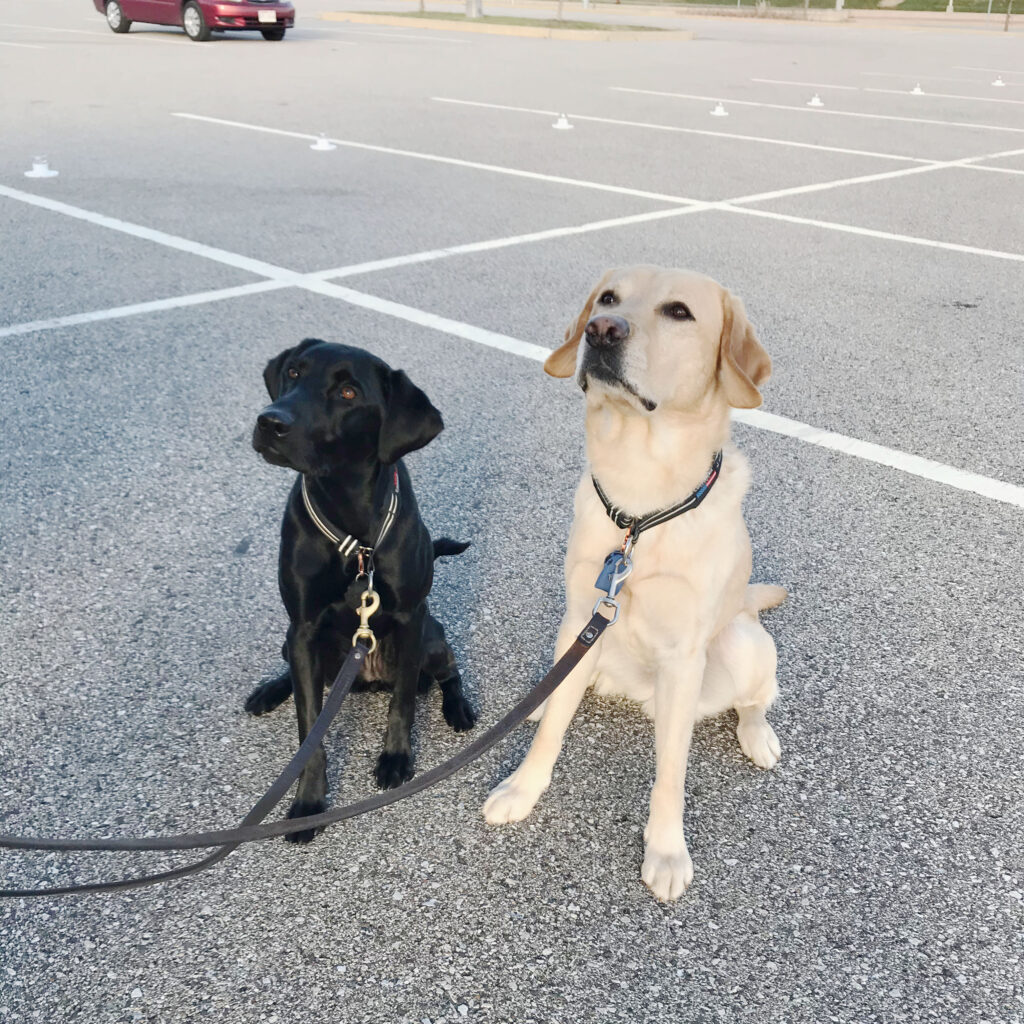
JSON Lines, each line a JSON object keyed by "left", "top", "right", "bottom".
{"left": 182, "top": 1, "right": 212, "bottom": 41}
{"left": 260, "top": 26, "right": 286, "bottom": 40}
{"left": 105, "top": 0, "right": 132, "bottom": 32}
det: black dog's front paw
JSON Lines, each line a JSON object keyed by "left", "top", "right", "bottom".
{"left": 375, "top": 751, "right": 413, "bottom": 790}
{"left": 244, "top": 671, "right": 292, "bottom": 716}
{"left": 443, "top": 696, "right": 477, "bottom": 733}
{"left": 284, "top": 798, "right": 327, "bottom": 844}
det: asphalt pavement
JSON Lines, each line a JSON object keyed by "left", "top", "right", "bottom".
{"left": 1, "top": 3, "right": 1023, "bottom": 1022}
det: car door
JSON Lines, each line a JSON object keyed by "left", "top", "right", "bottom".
{"left": 123, "top": 0, "right": 179, "bottom": 24}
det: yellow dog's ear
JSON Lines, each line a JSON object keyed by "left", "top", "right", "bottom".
{"left": 718, "top": 290, "right": 771, "bottom": 409}
{"left": 544, "top": 272, "right": 614, "bottom": 378}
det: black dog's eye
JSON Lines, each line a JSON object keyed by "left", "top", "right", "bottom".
{"left": 661, "top": 301, "right": 694, "bottom": 322}
{"left": 598, "top": 290, "right": 618, "bottom": 306}
{"left": 287, "top": 367, "right": 300, "bottom": 380}
{"left": 339, "top": 385, "right": 357, "bottom": 401}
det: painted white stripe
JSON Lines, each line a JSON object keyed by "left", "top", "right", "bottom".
{"left": 865, "top": 87, "right": 1024, "bottom": 107}
{"left": 733, "top": 409, "right": 1024, "bottom": 509}
{"left": 727, "top": 145, "right": 1024, "bottom": 204}
{"left": 433, "top": 99, "right": 1023, "bottom": 207}
{"left": 0, "top": 282, "right": 288, "bottom": 340}
{"left": 719, "top": 204, "right": 1024, "bottom": 263}
{"left": 0, "top": 39, "right": 45, "bottom": 48}
{"left": 432, "top": 96, "right": 935, "bottom": 164}
{"left": 961, "top": 163, "right": 1024, "bottom": 176}
{"left": 751, "top": 78, "right": 860, "bottom": 91}
{"left": 312, "top": 205, "right": 712, "bottom": 281}
{"left": 611, "top": 87, "right": 1024, "bottom": 136}
{"left": 954, "top": 66, "right": 1024, "bottom": 75}
{"left": 0, "top": 184, "right": 299, "bottom": 282}
{"left": 8, "top": 23, "right": 104, "bottom": 35}
{"left": 862, "top": 71, "right": 1022, "bottom": 87}
{"left": 171, "top": 112, "right": 701, "bottom": 206}
{"left": 1, "top": 188, "right": 1020, "bottom": 508}
{"left": 304, "top": 279, "right": 554, "bottom": 363}
{"left": 310, "top": 282, "right": 1024, "bottom": 509}
{"left": 280, "top": 29, "right": 358, "bottom": 44}
{"left": 309, "top": 26, "right": 468, "bottom": 42}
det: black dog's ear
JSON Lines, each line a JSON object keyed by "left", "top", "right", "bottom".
{"left": 262, "top": 338, "right": 323, "bottom": 400}
{"left": 378, "top": 369, "right": 444, "bottom": 464}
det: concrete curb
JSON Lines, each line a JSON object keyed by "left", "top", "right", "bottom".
{"left": 320, "top": 11, "right": 696, "bottom": 37}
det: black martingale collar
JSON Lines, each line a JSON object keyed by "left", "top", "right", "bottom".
{"left": 592, "top": 449, "right": 723, "bottom": 545}
{"left": 300, "top": 468, "right": 400, "bottom": 573}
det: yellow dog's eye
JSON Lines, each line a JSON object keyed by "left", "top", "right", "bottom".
{"left": 287, "top": 367, "right": 300, "bottom": 379}
{"left": 598, "top": 290, "right": 617, "bottom": 306}
{"left": 340, "top": 385, "right": 357, "bottom": 400}
{"left": 662, "top": 302, "right": 694, "bottom": 322}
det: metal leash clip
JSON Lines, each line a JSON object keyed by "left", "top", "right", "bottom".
{"left": 352, "top": 587, "right": 381, "bottom": 652}
{"left": 592, "top": 550, "right": 633, "bottom": 625}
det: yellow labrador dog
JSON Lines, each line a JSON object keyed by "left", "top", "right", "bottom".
{"left": 483, "top": 266, "right": 786, "bottom": 901}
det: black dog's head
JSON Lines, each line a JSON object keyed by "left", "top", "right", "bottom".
{"left": 252, "top": 339, "right": 444, "bottom": 474}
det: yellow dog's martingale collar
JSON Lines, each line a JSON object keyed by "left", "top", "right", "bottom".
{"left": 591, "top": 449, "right": 723, "bottom": 547}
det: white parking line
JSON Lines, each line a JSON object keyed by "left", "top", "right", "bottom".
{"left": 311, "top": 205, "right": 713, "bottom": 281}
{"left": 434, "top": 98, "right": 1024, "bottom": 198}
{"left": 432, "top": 97, "right": 935, "bottom": 164}
{"left": 727, "top": 145, "right": 1024, "bottom": 204}
{"left": 731, "top": 409, "right": 1024, "bottom": 509}
{"left": 751, "top": 78, "right": 859, "bottom": 91}
{"left": 171, "top": 112, "right": 703, "bottom": 206}
{"left": 2, "top": 188, "right": 1022, "bottom": 507}
{"left": 720, "top": 204, "right": 1024, "bottom": 264}
{"left": 308, "top": 279, "right": 553, "bottom": 362}
{"left": 611, "top": 87, "right": 1024, "bottom": 136}
{"left": 0, "top": 282, "right": 288, "bottom": 340}
{"left": 0, "top": 184, "right": 304, "bottom": 281}
{"left": 954, "top": 65, "right": 1024, "bottom": 75}
{"left": 962, "top": 163, "right": 1024, "bottom": 176}
{"left": 8, "top": 23, "right": 104, "bottom": 34}
{"left": 0, "top": 40, "right": 46, "bottom": 49}
{"left": 308, "top": 26, "right": 467, "bottom": 42}
{"left": 865, "top": 87, "right": 1024, "bottom": 107}
{"left": 862, "top": 71, "right": 1022, "bottom": 88}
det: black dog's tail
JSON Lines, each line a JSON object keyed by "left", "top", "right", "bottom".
{"left": 433, "top": 538, "right": 470, "bottom": 559}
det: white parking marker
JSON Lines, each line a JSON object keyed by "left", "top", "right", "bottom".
{"left": 0, "top": 40, "right": 46, "bottom": 49}
{"left": 611, "top": 87, "right": 1024, "bottom": 135}
{"left": 24, "top": 159, "right": 58, "bottom": 179}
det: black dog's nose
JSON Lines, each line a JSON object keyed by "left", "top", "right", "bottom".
{"left": 585, "top": 315, "right": 630, "bottom": 349}
{"left": 257, "top": 410, "right": 293, "bottom": 438}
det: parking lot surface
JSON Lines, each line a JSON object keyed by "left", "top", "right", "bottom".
{"left": 2, "top": 3, "right": 1023, "bottom": 1021}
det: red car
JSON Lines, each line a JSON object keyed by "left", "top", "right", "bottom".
{"left": 94, "top": 0, "right": 295, "bottom": 41}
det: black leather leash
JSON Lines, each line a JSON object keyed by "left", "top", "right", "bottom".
{"left": 0, "top": 613, "right": 609, "bottom": 898}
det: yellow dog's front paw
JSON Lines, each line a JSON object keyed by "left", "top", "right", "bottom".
{"left": 641, "top": 842, "right": 694, "bottom": 901}
{"left": 482, "top": 771, "right": 545, "bottom": 824}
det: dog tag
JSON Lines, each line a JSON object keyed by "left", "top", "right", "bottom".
{"left": 594, "top": 552, "right": 623, "bottom": 594}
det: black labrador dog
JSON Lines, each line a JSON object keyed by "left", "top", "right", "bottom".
{"left": 247, "top": 338, "right": 476, "bottom": 842}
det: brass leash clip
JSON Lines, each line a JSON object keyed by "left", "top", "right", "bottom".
{"left": 352, "top": 587, "right": 381, "bottom": 653}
